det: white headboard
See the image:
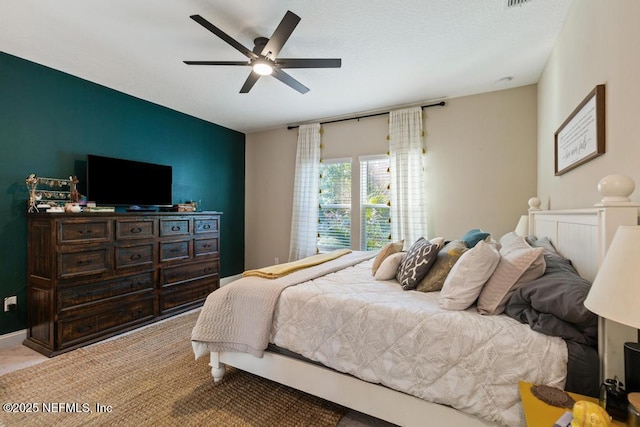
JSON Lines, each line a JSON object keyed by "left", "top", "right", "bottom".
{"left": 528, "top": 177, "right": 639, "bottom": 382}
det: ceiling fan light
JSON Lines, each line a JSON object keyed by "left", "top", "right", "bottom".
{"left": 252, "top": 60, "right": 273, "bottom": 76}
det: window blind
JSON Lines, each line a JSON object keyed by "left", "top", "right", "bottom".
{"left": 318, "top": 159, "right": 352, "bottom": 252}
{"left": 360, "top": 156, "right": 391, "bottom": 250}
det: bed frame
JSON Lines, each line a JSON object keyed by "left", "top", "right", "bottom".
{"left": 209, "top": 179, "right": 639, "bottom": 427}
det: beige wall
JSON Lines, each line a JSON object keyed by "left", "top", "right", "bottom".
{"left": 245, "top": 85, "right": 538, "bottom": 269}
{"left": 537, "top": 1, "right": 640, "bottom": 208}
{"left": 537, "top": 0, "right": 640, "bottom": 381}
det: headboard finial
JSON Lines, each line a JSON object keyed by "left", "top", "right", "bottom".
{"left": 528, "top": 197, "right": 541, "bottom": 211}
{"left": 596, "top": 174, "right": 638, "bottom": 206}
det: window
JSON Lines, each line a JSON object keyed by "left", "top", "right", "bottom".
{"left": 318, "top": 159, "right": 352, "bottom": 252}
{"left": 360, "top": 156, "right": 391, "bottom": 250}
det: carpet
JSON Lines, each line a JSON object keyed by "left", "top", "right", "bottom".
{"left": 0, "top": 311, "right": 347, "bottom": 427}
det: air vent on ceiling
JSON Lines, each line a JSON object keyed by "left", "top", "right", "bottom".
{"left": 505, "top": 0, "right": 532, "bottom": 8}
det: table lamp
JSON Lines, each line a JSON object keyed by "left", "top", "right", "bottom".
{"left": 584, "top": 225, "right": 640, "bottom": 393}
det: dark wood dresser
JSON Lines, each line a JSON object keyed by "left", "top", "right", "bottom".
{"left": 25, "top": 211, "right": 221, "bottom": 356}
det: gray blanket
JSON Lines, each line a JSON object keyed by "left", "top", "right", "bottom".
{"left": 504, "top": 254, "right": 597, "bottom": 346}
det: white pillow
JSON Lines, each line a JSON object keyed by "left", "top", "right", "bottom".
{"left": 439, "top": 241, "right": 501, "bottom": 310}
{"left": 374, "top": 252, "right": 406, "bottom": 280}
{"left": 371, "top": 240, "right": 404, "bottom": 275}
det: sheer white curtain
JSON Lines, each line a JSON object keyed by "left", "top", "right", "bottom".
{"left": 388, "top": 107, "right": 428, "bottom": 247}
{"left": 288, "top": 123, "right": 322, "bottom": 261}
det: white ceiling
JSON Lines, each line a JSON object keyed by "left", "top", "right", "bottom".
{"left": 0, "top": 0, "right": 573, "bottom": 134}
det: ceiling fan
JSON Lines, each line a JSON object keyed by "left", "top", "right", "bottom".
{"left": 183, "top": 11, "right": 341, "bottom": 94}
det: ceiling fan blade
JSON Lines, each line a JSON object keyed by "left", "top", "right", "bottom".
{"left": 271, "top": 68, "right": 309, "bottom": 94}
{"left": 183, "top": 61, "right": 249, "bottom": 66}
{"left": 276, "top": 58, "right": 342, "bottom": 69}
{"left": 261, "top": 11, "right": 301, "bottom": 59}
{"left": 240, "top": 71, "right": 261, "bottom": 93}
{"left": 190, "top": 15, "right": 258, "bottom": 60}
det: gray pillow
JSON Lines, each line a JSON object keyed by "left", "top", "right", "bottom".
{"left": 396, "top": 238, "right": 439, "bottom": 290}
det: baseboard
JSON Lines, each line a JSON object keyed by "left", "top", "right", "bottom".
{"left": 220, "top": 274, "right": 242, "bottom": 287}
{"left": 0, "top": 329, "right": 27, "bottom": 350}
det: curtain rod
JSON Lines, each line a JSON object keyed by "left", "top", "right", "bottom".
{"left": 286, "top": 101, "right": 446, "bottom": 130}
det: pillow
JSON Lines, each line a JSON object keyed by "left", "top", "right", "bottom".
{"left": 526, "top": 236, "right": 564, "bottom": 260}
{"left": 439, "top": 241, "right": 501, "bottom": 310}
{"left": 477, "top": 232, "right": 545, "bottom": 315}
{"left": 429, "top": 237, "right": 445, "bottom": 250}
{"left": 460, "top": 228, "right": 491, "bottom": 248}
{"left": 374, "top": 252, "right": 406, "bottom": 280}
{"left": 371, "top": 240, "right": 404, "bottom": 275}
{"left": 416, "top": 240, "right": 468, "bottom": 292}
{"left": 396, "top": 238, "right": 439, "bottom": 290}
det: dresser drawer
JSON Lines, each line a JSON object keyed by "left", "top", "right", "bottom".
{"left": 195, "top": 217, "right": 219, "bottom": 234}
{"left": 159, "top": 277, "right": 216, "bottom": 313}
{"left": 160, "top": 240, "right": 191, "bottom": 262}
{"left": 58, "top": 272, "right": 154, "bottom": 311}
{"left": 115, "top": 243, "right": 154, "bottom": 269}
{"left": 58, "top": 220, "right": 111, "bottom": 243}
{"left": 116, "top": 219, "right": 155, "bottom": 240}
{"left": 162, "top": 260, "right": 218, "bottom": 286}
{"left": 59, "top": 295, "right": 154, "bottom": 347}
{"left": 58, "top": 247, "right": 110, "bottom": 278}
{"left": 194, "top": 237, "right": 219, "bottom": 257}
{"left": 160, "top": 219, "right": 190, "bottom": 237}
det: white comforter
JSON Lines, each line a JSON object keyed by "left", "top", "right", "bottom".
{"left": 270, "top": 258, "right": 568, "bottom": 427}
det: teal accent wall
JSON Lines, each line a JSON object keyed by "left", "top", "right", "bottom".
{"left": 0, "top": 52, "right": 245, "bottom": 335}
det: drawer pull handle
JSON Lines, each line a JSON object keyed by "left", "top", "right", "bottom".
{"left": 204, "top": 268, "right": 213, "bottom": 274}
{"left": 170, "top": 248, "right": 181, "bottom": 253}
{"left": 78, "top": 229, "right": 93, "bottom": 235}
{"left": 130, "top": 227, "right": 142, "bottom": 234}
{"left": 171, "top": 225, "right": 181, "bottom": 231}
{"left": 202, "top": 224, "right": 211, "bottom": 230}
{"left": 130, "top": 253, "right": 142, "bottom": 260}
{"left": 203, "top": 244, "right": 212, "bottom": 248}
{"left": 77, "top": 259, "right": 93, "bottom": 265}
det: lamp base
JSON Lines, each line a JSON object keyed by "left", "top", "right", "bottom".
{"left": 625, "top": 342, "right": 640, "bottom": 393}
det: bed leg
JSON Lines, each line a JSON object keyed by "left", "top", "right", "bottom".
{"left": 209, "top": 352, "right": 225, "bottom": 382}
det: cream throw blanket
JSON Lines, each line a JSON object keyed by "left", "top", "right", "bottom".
{"left": 242, "top": 249, "right": 352, "bottom": 279}
{"left": 191, "top": 251, "right": 376, "bottom": 358}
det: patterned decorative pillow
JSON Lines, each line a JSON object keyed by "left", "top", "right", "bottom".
{"left": 371, "top": 240, "right": 404, "bottom": 275}
{"left": 416, "top": 240, "right": 468, "bottom": 292}
{"left": 461, "top": 228, "right": 491, "bottom": 248}
{"left": 396, "top": 238, "right": 439, "bottom": 290}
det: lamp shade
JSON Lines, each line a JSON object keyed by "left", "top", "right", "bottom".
{"left": 584, "top": 226, "right": 640, "bottom": 329}
{"left": 515, "top": 215, "right": 529, "bottom": 237}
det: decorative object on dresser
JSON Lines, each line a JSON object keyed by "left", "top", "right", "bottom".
{"left": 25, "top": 174, "right": 78, "bottom": 213}
{"left": 584, "top": 225, "right": 640, "bottom": 394}
{"left": 25, "top": 211, "right": 221, "bottom": 357}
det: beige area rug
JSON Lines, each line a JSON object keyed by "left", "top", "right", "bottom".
{"left": 0, "top": 312, "right": 347, "bottom": 427}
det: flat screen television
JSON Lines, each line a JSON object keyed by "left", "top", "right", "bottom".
{"left": 86, "top": 154, "right": 173, "bottom": 207}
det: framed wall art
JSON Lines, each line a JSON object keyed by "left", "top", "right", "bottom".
{"left": 554, "top": 84, "right": 605, "bottom": 176}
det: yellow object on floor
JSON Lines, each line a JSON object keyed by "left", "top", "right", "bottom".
{"left": 242, "top": 249, "right": 352, "bottom": 279}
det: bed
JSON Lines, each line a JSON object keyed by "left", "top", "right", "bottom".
{"left": 191, "top": 180, "right": 639, "bottom": 427}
